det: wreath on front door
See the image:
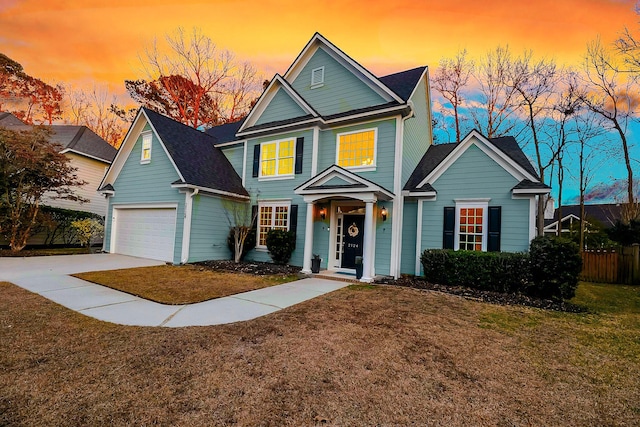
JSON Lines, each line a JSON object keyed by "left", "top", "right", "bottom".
{"left": 347, "top": 223, "right": 359, "bottom": 237}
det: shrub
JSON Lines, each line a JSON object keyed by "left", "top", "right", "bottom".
{"left": 265, "top": 229, "right": 296, "bottom": 265}
{"left": 607, "top": 219, "right": 640, "bottom": 246}
{"left": 226, "top": 227, "right": 256, "bottom": 261}
{"left": 421, "top": 249, "right": 530, "bottom": 293}
{"left": 528, "top": 236, "right": 582, "bottom": 300}
{"left": 39, "top": 206, "right": 103, "bottom": 246}
{"left": 71, "top": 218, "right": 104, "bottom": 249}
{"left": 421, "top": 237, "right": 581, "bottom": 301}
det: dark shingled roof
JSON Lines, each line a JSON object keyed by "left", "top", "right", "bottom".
{"left": 0, "top": 112, "right": 26, "bottom": 126}
{"left": 512, "top": 179, "right": 551, "bottom": 191}
{"left": 404, "top": 143, "right": 457, "bottom": 191}
{"left": 404, "top": 134, "right": 542, "bottom": 192}
{"left": 205, "top": 120, "right": 245, "bottom": 145}
{"left": 489, "top": 136, "right": 539, "bottom": 178}
{"left": 51, "top": 126, "right": 117, "bottom": 163}
{"left": 143, "top": 108, "right": 248, "bottom": 197}
{"left": 238, "top": 114, "right": 316, "bottom": 134}
{"left": 378, "top": 66, "right": 426, "bottom": 101}
{"left": 0, "top": 114, "right": 116, "bottom": 163}
{"left": 547, "top": 203, "right": 624, "bottom": 228}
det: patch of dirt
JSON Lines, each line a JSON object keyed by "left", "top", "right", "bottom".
{"left": 387, "top": 275, "right": 587, "bottom": 313}
{"left": 195, "top": 259, "right": 302, "bottom": 276}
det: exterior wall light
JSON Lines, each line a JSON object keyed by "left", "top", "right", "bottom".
{"left": 381, "top": 206, "right": 387, "bottom": 221}
{"left": 319, "top": 207, "right": 326, "bottom": 220}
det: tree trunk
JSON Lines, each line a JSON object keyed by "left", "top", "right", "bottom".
{"left": 612, "top": 119, "right": 635, "bottom": 207}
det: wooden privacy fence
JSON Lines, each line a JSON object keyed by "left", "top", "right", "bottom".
{"left": 581, "top": 245, "right": 640, "bottom": 285}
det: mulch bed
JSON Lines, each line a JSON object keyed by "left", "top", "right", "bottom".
{"left": 194, "top": 259, "right": 302, "bottom": 276}
{"left": 387, "top": 275, "right": 587, "bottom": 313}
{"left": 195, "top": 260, "right": 586, "bottom": 313}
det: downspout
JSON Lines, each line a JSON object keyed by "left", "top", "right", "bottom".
{"left": 102, "top": 193, "right": 111, "bottom": 253}
{"left": 181, "top": 188, "right": 199, "bottom": 264}
{"left": 390, "top": 101, "right": 415, "bottom": 279}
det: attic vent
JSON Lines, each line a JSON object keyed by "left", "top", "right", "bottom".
{"left": 311, "top": 66, "right": 324, "bottom": 88}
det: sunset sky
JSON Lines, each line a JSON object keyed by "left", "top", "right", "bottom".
{"left": 1, "top": 0, "right": 638, "bottom": 92}
{"left": 1, "top": 0, "right": 639, "bottom": 202}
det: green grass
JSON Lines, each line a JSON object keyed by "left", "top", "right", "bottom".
{"left": 572, "top": 281, "right": 640, "bottom": 314}
{"left": 480, "top": 281, "right": 640, "bottom": 368}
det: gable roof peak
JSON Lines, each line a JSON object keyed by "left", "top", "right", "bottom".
{"left": 283, "top": 33, "right": 404, "bottom": 104}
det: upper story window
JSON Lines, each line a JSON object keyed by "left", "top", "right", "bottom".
{"left": 257, "top": 202, "right": 290, "bottom": 247}
{"left": 311, "top": 66, "right": 324, "bottom": 88}
{"left": 336, "top": 128, "right": 377, "bottom": 170}
{"left": 260, "top": 138, "right": 295, "bottom": 178}
{"left": 140, "top": 132, "right": 152, "bottom": 164}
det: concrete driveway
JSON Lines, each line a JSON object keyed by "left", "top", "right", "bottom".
{"left": 0, "top": 253, "right": 348, "bottom": 327}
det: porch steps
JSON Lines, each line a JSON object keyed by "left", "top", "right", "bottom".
{"left": 304, "top": 271, "right": 361, "bottom": 284}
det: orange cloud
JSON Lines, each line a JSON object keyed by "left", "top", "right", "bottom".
{"left": 0, "top": 0, "right": 637, "bottom": 97}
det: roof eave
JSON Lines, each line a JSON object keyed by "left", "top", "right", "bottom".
{"left": 170, "top": 183, "right": 250, "bottom": 200}
{"left": 512, "top": 188, "right": 551, "bottom": 195}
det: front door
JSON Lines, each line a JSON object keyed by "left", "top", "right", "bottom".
{"left": 341, "top": 214, "right": 365, "bottom": 268}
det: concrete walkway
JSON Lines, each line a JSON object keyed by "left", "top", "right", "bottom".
{"left": 0, "top": 253, "right": 348, "bottom": 327}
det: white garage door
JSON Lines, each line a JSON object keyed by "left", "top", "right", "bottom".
{"left": 113, "top": 208, "right": 177, "bottom": 262}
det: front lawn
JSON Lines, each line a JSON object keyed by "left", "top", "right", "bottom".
{"left": 0, "top": 247, "right": 89, "bottom": 257}
{"left": 0, "top": 280, "right": 638, "bottom": 426}
{"left": 74, "top": 265, "right": 299, "bottom": 304}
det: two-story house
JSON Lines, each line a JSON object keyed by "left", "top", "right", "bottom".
{"left": 99, "top": 33, "right": 549, "bottom": 280}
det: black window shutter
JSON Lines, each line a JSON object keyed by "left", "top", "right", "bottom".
{"left": 289, "top": 205, "right": 298, "bottom": 235}
{"left": 488, "top": 206, "right": 502, "bottom": 252}
{"left": 295, "top": 137, "right": 304, "bottom": 174}
{"left": 251, "top": 205, "right": 258, "bottom": 244}
{"left": 443, "top": 207, "right": 455, "bottom": 249}
{"left": 252, "top": 144, "right": 260, "bottom": 178}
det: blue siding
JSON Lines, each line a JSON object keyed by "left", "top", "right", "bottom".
{"left": 189, "top": 194, "right": 237, "bottom": 262}
{"left": 401, "top": 200, "right": 418, "bottom": 275}
{"left": 421, "top": 143, "right": 531, "bottom": 257}
{"left": 314, "top": 214, "right": 330, "bottom": 269}
{"left": 402, "top": 75, "right": 432, "bottom": 185}
{"left": 255, "top": 88, "right": 308, "bottom": 126}
{"left": 243, "top": 129, "right": 314, "bottom": 267}
{"left": 290, "top": 46, "right": 388, "bottom": 116}
{"left": 317, "top": 119, "right": 397, "bottom": 190}
{"left": 220, "top": 143, "right": 245, "bottom": 179}
{"left": 374, "top": 202, "right": 393, "bottom": 276}
{"left": 105, "top": 123, "right": 185, "bottom": 264}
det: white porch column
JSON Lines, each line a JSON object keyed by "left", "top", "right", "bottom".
{"left": 301, "top": 202, "right": 315, "bottom": 274}
{"left": 361, "top": 201, "right": 375, "bottom": 282}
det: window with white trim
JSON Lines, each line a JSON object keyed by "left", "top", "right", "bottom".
{"left": 311, "top": 66, "right": 324, "bottom": 87}
{"left": 257, "top": 202, "right": 290, "bottom": 247}
{"left": 455, "top": 202, "right": 488, "bottom": 251}
{"left": 140, "top": 132, "right": 152, "bottom": 164}
{"left": 336, "top": 128, "right": 377, "bottom": 170}
{"left": 260, "top": 138, "right": 295, "bottom": 178}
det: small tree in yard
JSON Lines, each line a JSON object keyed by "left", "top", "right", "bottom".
{"left": 223, "top": 199, "right": 256, "bottom": 263}
{"left": 71, "top": 218, "right": 104, "bottom": 251}
{"left": 0, "top": 126, "right": 87, "bottom": 251}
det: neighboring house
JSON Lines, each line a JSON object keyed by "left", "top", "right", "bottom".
{"left": 543, "top": 203, "right": 623, "bottom": 236}
{"left": 0, "top": 113, "right": 117, "bottom": 215}
{"left": 99, "top": 33, "right": 549, "bottom": 280}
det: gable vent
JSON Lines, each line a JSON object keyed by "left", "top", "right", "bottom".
{"left": 311, "top": 66, "right": 324, "bottom": 87}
